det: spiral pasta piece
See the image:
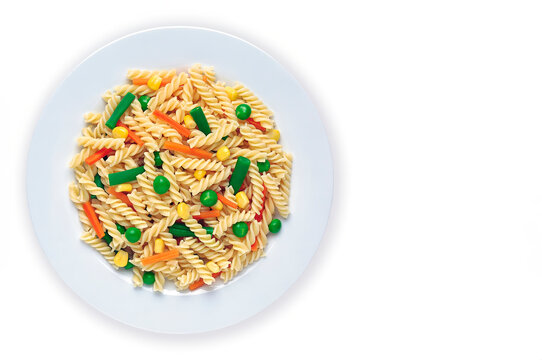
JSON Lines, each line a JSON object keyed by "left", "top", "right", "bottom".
{"left": 213, "top": 210, "right": 255, "bottom": 238}
{"left": 148, "top": 72, "right": 187, "bottom": 111}
{"left": 189, "top": 167, "right": 232, "bottom": 195}
{"left": 179, "top": 241, "right": 214, "bottom": 285}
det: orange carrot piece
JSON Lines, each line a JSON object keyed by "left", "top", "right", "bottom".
{"left": 247, "top": 117, "right": 266, "bottom": 132}
{"left": 251, "top": 239, "right": 259, "bottom": 252}
{"left": 85, "top": 148, "right": 114, "bottom": 165}
{"left": 141, "top": 249, "right": 180, "bottom": 266}
{"left": 106, "top": 187, "right": 134, "bottom": 208}
{"left": 116, "top": 121, "right": 144, "bottom": 146}
{"left": 217, "top": 193, "right": 237, "bottom": 209}
{"left": 82, "top": 201, "right": 105, "bottom": 238}
{"left": 153, "top": 110, "right": 191, "bottom": 138}
{"left": 131, "top": 76, "right": 173, "bottom": 86}
{"left": 193, "top": 210, "right": 221, "bottom": 220}
{"left": 189, "top": 272, "right": 222, "bottom": 291}
{"left": 163, "top": 141, "right": 213, "bottom": 159}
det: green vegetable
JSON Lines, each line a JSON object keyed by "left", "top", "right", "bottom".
{"left": 235, "top": 104, "right": 251, "bottom": 120}
{"left": 222, "top": 136, "right": 228, "bottom": 141}
{"left": 190, "top": 106, "right": 211, "bottom": 135}
{"left": 200, "top": 190, "right": 218, "bottom": 207}
{"left": 124, "top": 261, "right": 134, "bottom": 269}
{"left": 94, "top": 173, "right": 104, "bottom": 189}
{"left": 125, "top": 227, "right": 141, "bottom": 243}
{"left": 138, "top": 95, "right": 151, "bottom": 111}
{"left": 153, "top": 175, "right": 170, "bottom": 194}
{"left": 142, "top": 271, "right": 155, "bottom": 285}
{"left": 102, "top": 231, "right": 112, "bottom": 245}
{"left": 108, "top": 166, "right": 145, "bottom": 186}
{"left": 116, "top": 223, "right": 126, "bottom": 234}
{"left": 153, "top": 151, "right": 163, "bottom": 167}
{"left": 268, "top": 219, "right": 282, "bottom": 233}
{"left": 232, "top": 221, "right": 249, "bottom": 237}
{"left": 105, "top": 92, "right": 135, "bottom": 129}
{"left": 229, "top": 156, "right": 251, "bottom": 193}
{"left": 257, "top": 159, "right": 270, "bottom": 173}
{"left": 169, "top": 224, "right": 213, "bottom": 237}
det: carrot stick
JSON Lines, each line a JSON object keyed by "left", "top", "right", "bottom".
{"left": 152, "top": 110, "right": 191, "bottom": 138}
{"left": 116, "top": 121, "right": 144, "bottom": 146}
{"left": 163, "top": 141, "right": 213, "bottom": 159}
{"left": 82, "top": 201, "right": 105, "bottom": 238}
{"left": 217, "top": 193, "right": 237, "bottom": 209}
{"left": 85, "top": 148, "right": 114, "bottom": 165}
{"left": 141, "top": 249, "right": 179, "bottom": 266}
{"left": 251, "top": 239, "right": 259, "bottom": 252}
{"left": 106, "top": 187, "right": 134, "bottom": 208}
{"left": 132, "top": 76, "right": 173, "bottom": 86}
{"left": 189, "top": 272, "right": 222, "bottom": 291}
{"left": 247, "top": 118, "right": 266, "bottom": 132}
{"left": 193, "top": 210, "right": 221, "bottom": 220}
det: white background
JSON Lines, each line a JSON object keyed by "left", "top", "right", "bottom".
{"left": 3, "top": 0, "right": 542, "bottom": 358}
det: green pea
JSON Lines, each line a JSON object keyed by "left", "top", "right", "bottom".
{"left": 94, "top": 173, "right": 104, "bottom": 189}
{"left": 232, "top": 221, "right": 249, "bottom": 237}
{"left": 143, "top": 271, "right": 155, "bottom": 285}
{"left": 153, "top": 151, "right": 163, "bottom": 167}
{"left": 153, "top": 175, "right": 170, "bottom": 194}
{"left": 102, "top": 231, "right": 112, "bottom": 245}
{"left": 116, "top": 223, "right": 126, "bottom": 234}
{"left": 257, "top": 159, "right": 270, "bottom": 173}
{"left": 124, "top": 261, "right": 134, "bottom": 269}
{"left": 268, "top": 219, "right": 282, "bottom": 233}
{"left": 125, "top": 227, "right": 141, "bottom": 243}
{"left": 138, "top": 95, "right": 151, "bottom": 111}
{"left": 235, "top": 104, "right": 252, "bottom": 120}
{"left": 200, "top": 190, "right": 218, "bottom": 207}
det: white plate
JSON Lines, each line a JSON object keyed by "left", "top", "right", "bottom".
{"left": 27, "top": 26, "right": 333, "bottom": 334}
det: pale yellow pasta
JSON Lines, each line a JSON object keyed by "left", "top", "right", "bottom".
{"left": 70, "top": 65, "right": 292, "bottom": 292}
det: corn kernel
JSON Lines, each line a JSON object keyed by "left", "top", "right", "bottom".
{"left": 216, "top": 146, "right": 230, "bottom": 161}
{"left": 114, "top": 250, "right": 129, "bottom": 267}
{"left": 225, "top": 86, "right": 238, "bottom": 101}
{"left": 206, "top": 261, "right": 220, "bottom": 273}
{"left": 147, "top": 75, "right": 162, "bottom": 90}
{"left": 183, "top": 114, "right": 196, "bottom": 129}
{"left": 154, "top": 238, "right": 165, "bottom": 254}
{"left": 212, "top": 200, "right": 223, "bottom": 211}
{"left": 269, "top": 129, "right": 280, "bottom": 142}
{"left": 115, "top": 184, "right": 132, "bottom": 193}
{"left": 177, "top": 202, "right": 190, "bottom": 220}
{"left": 236, "top": 191, "right": 249, "bottom": 209}
{"left": 194, "top": 169, "right": 206, "bottom": 180}
{"left": 112, "top": 126, "right": 129, "bottom": 139}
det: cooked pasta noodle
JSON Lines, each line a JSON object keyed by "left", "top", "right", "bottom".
{"left": 69, "top": 65, "right": 292, "bottom": 291}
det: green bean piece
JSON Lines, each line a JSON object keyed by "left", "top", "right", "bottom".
{"left": 105, "top": 92, "right": 136, "bottom": 129}
{"left": 108, "top": 166, "right": 145, "bottom": 186}
{"left": 190, "top": 106, "right": 211, "bottom": 135}
{"left": 229, "top": 156, "right": 251, "bottom": 194}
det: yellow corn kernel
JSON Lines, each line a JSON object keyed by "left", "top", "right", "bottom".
{"left": 206, "top": 261, "right": 220, "bottom": 273}
{"left": 194, "top": 169, "right": 206, "bottom": 180}
{"left": 183, "top": 114, "right": 196, "bottom": 129}
{"left": 216, "top": 146, "right": 230, "bottom": 161}
{"left": 114, "top": 250, "right": 129, "bottom": 267}
{"left": 147, "top": 75, "right": 162, "bottom": 90}
{"left": 112, "top": 126, "right": 129, "bottom": 139}
{"left": 212, "top": 200, "right": 223, "bottom": 211}
{"left": 115, "top": 184, "right": 132, "bottom": 193}
{"left": 269, "top": 129, "right": 280, "bottom": 142}
{"left": 236, "top": 191, "right": 249, "bottom": 209}
{"left": 225, "top": 86, "right": 238, "bottom": 101}
{"left": 154, "top": 238, "right": 165, "bottom": 254}
{"left": 177, "top": 202, "right": 190, "bottom": 220}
